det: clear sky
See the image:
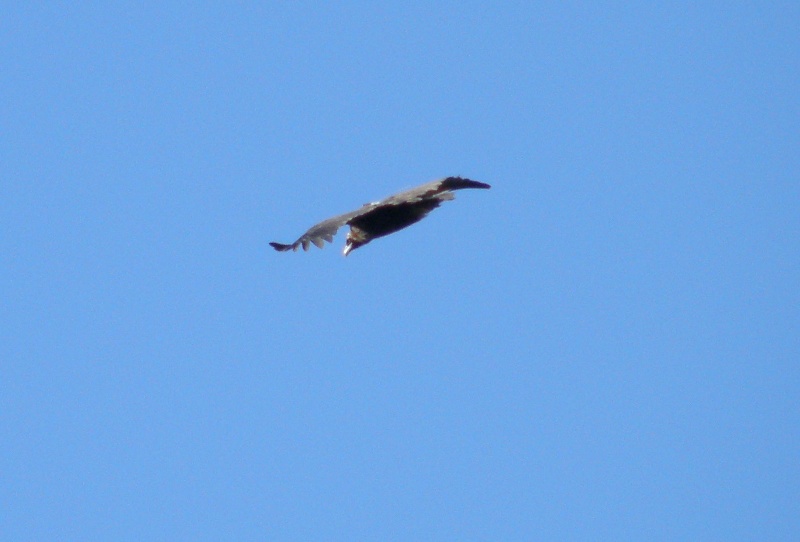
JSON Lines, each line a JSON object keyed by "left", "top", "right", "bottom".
{"left": 3, "top": 3, "right": 798, "bottom": 540}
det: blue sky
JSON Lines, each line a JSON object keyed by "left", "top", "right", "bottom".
{"left": 3, "top": 2, "right": 798, "bottom": 540}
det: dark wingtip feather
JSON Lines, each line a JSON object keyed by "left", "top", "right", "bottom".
{"left": 441, "top": 177, "right": 491, "bottom": 190}
{"left": 269, "top": 242, "right": 293, "bottom": 252}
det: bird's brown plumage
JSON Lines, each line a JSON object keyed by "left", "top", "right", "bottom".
{"left": 269, "top": 176, "right": 490, "bottom": 255}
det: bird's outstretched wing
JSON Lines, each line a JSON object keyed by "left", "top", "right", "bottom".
{"left": 378, "top": 177, "right": 490, "bottom": 206}
{"left": 269, "top": 204, "right": 379, "bottom": 252}
{"left": 269, "top": 177, "right": 490, "bottom": 252}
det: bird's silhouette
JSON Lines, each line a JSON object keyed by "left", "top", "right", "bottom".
{"left": 270, "top": 177, "right": 490, "bottom": 256}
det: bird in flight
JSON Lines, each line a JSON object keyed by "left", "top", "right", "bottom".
{"left": 270, "top": 176, "right": 490, "bottom": 256}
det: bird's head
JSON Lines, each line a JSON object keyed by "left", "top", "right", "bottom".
{"left": 343, "top": 227, "right": 370, "bottom": 256}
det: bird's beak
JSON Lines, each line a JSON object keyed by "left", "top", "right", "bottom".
{"left": 343, "top": 242, "right": 353, "bottom": 257}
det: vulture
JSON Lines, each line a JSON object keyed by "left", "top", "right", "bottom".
{"left": 270, "top": 176, "right": 490, "bottom": 256}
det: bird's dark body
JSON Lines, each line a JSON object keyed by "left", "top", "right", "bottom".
{"left": 349, "top": 200, "right": 441, "bottom": 240}
{"left": 270, "top": 176, "right": 490, "bottom": 256}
